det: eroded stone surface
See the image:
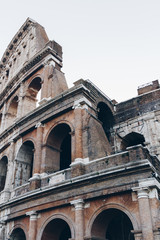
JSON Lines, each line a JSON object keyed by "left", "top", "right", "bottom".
{"left": 0, "top": 19, "right": 160, "bottom": 240}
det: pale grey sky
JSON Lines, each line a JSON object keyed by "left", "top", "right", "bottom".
{"left": 1, "top": 0, "right": 160, "bottom": 102}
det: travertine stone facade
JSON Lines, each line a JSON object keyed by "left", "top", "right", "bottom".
{"left": 0, "top": 18, "right": 160, "bottom": 240}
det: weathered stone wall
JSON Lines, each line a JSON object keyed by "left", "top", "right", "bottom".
{"left": 0, "top": 19, "right": 160, "bottom": 240}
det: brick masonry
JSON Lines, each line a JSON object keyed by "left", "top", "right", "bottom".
{"left": 0, "top": 18, "right": 160, "bottom": 240}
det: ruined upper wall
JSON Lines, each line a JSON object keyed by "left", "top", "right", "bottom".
{"left": 115, "top": 80, "right": 160, "bottom": 123}
{"left": 0, "top": 18, "right": 51, "bottom": 94}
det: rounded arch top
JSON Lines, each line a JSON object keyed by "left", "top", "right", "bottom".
{"left": 97, "top": 101, "right": 115, "bottom": 143}
{"left": 121, "top": 131, "right": 145, "bottom": 150}
{"left": 87, "top": 203, "right": 139, "bottom": 237}
{"left": 37, "top": 213, "right": 75, "bottom": 240}
{"left": 44, "top": 120, "right": 74, "bottom": 144}
{"left": 9, "top": 224, "right": 27, "bottom": 240}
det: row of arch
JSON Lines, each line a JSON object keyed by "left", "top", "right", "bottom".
{"left": 0, "top": 123, "right": 72, "bottom": 190}
{"left": 0, "top": 76, "right": 42, "bottom": 130}
{"left": 9, "top": 207, "right": 136, "bottom": 240}
{"left": 0, "top": 122, "right": 145, "bottom": 192}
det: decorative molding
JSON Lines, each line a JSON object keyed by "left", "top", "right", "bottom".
{"left": 70, "top": 199, "right": 84, "bottom": 210}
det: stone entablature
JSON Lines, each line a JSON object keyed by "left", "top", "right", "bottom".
{"left": 0, "top": 19, "right": 160, "bottom": 240}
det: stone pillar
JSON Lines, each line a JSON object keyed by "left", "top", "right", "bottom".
{"left": 34, "top": 122, "right": 44, "bottom": 174}
{"left": 71, "top": 199, "right": 84, "bottom": 240}
{"left": 5, "top": 140, "right": 15, "bottom": 189}
{"left": 137, "top": 188, "right": 154, "bottom": 240}
{"left": 0, "top": 221, "right": 5, "bottom": 240}
{"left": 17, "top": 83, "right": 24, "bottom": 118}
{"left": 29, "top": 122, "right": 44, "bottom": 190}
{"left": 26, "top": 211, "right": 38, "bottom": 240}
{"left": 1, "top": 140, "right": 15, "bottom": 202}
{"left": 74, "top": 107, "right": 83, "bottom": 160}
{"left": 41, "top": 64, "right": 51, "bottom": 100}
{"left": 1, "top": 103, "right": 7, "bottom": 130}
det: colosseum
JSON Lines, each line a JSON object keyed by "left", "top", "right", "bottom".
{"left": 0, "top": 18, "right": 160, "bottom": 240}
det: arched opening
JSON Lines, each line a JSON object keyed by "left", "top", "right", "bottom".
{"left": 14, "top": 141, "right": 34, "bottom": 187}
{"left": 0, "top": 156, "right": 8, "bottom": 191}
{"left": 91, "top": 208, "right": 135, "bottom": 240}
{"left": 0, "top": 112, "right": 2, "bottom": 130}
{"left": 10, "top": 228, "right": 26, "bottom": 240}
{"left": 41, "top": 218, "right": 71, "bottom": 240}
{"left": 97, "top": 102, "right": 114, "bottom": 143}
{"left": 45, "top": 123, "right": 71, "bottom": 173}
{"left": 7, "top": 95, "right": 18, "bottom": 127}
{"left": 25, "top": 77, "right": 42, "bottom": 113}
{"left": 121, "top": 132, "right": 145, "bottom": 150}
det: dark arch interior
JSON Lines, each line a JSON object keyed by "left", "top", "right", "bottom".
{"left": 10, "top": 228, "right": 26, "bottom": 240}
{"left": 41, "top": 218, "right": 71, "bottom": 240}
{"left": 60, "top": 133, "right": 71, "bottom": 170}
{"left": 28, "top": 77, "right": 42, "bottom": 98}
{"left": 121, "top": 132, "right": 145, "bottom": 150}
{"left": 15, "top": 141, "right": 34, "bottom": 187}
{"left": 0, "top": 156, "right": 8, "bottom": 191}
{"left": 8, "top": 96, "right": 18, "bottom": 116}
{"left": 46, "top": 123, "right": 71, "bottom": 173}
{"left": 91, "top": 208, "right": 135, "bottom": 240}
{"left": 97, "top": 102, "right": 114, "bottom": 142}
{"left": 0, "top": 112, "right": 2, "bottom": 127}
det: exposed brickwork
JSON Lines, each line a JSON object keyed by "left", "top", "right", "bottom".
{"left": 0, "top": 19, "right": 160, "bottom": 240}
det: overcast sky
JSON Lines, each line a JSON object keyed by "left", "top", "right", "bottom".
{"left": 1, "top": 0, "right": 160, "bottom": 102}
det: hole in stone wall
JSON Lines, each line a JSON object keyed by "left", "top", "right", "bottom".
{"left": 91, "top": 208, "right": 135, "bottom": 240}
{"left": 14, "top": 141, "right": 34, "bottom": 187}
{"left": 7, "top": 95, "right": 18, "bottom": 127}
{"left": 10, "top": 228, "right": 26, "bottom": 240}
{"left": 0, "top": 156, "right": 8, "bottom": 192}
{"left": 97, "top": 102, "right": 114, "bottom": 143}
{"left": 0, "top": 112, "right": 2, "bottom": 129}
{"left": 121, "top": 132, "right": 145, "bottom": 150}
{"left": 46, "top": 124, "right": 71, "bottom": 173}
{"left": 41, "top": 218, "right": 71, "bottom": 240}
{"left": 26, "top": 77, "right": 42, "bottom": 110}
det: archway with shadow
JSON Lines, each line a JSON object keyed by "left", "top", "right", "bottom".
{"left": 14, "top": 141, "right": 34, "bottom": 187}
{"left": 97, "top": 102, "right": 114, "bottom": 143}
{"left": 45, "top": 123, "right": 71, "bottom": 173}
{"left": 91, "top": 208, "right": 135, "bottom": 240}
{"left": 9, "top": 228, "right": 26, "bottom": 240}
{"left": 0, "top": 156, "right": 8, "bottom": 192}
{"left": 25, "top": 77, "right": 42, "bottom": 111}
{"left": 41, "top": 218, "right": 71, "bottom": 240}
{"left": 121, "top": 132, "right": 145, "bottom": 151}
{"left": 7, "top": 95, "right": 18, "bottom": 127}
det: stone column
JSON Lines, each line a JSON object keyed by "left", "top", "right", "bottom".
{"left": 1, "top": 103, "right": 7, "bottom": 130}
{"left": 0, "top": 221, "right": 5, "bottom": 240}
{"left": 5, "top": 140, "right": 15, "bottom": 189}
{"left": 74, "top": 107, "right": 83, "bottom": 160}
{"left": 34, "top": 122, "right": 44, "bottom": 174}
{"left": 71, "top": 199, "right": 84, "bottom": 240}
{"left": 1, "top": 140, "right": 15, "bottom": 202}
{"left": 26, "top": 211, "right": 38, "bottom": 240}
{"left": 137, "top": 188, "right": 154, "bottom": 240}
{"left": 29, "top": 122, "right": 44, "bottom": 190}
{"left": 17, "top": 83, "right": 25, "bottom": 118}
{"left": 41, "top": 64, "right": 50, "bottom": 100}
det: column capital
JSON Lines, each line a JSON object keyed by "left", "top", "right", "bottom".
{"left": 35, "top": 122, "right": 45, "bottom": 128}
{"left": 26, "top": 211, "right": 38, "bottom": 220}
{"left": 70, "top": 199, "right": 84, "bottom": 210}
{"left": 132, "top": 187, "right": 149, "bottom": 199}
